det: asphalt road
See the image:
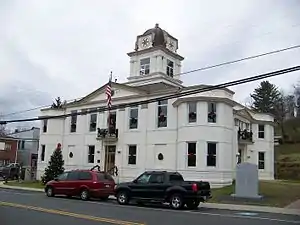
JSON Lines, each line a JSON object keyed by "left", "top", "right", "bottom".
{"left": 0, "top": 188, "right": 299, "bottom": 225}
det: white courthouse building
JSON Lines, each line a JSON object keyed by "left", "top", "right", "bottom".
{"left": 37, "top": 24, "right": 275, "bottom": 187}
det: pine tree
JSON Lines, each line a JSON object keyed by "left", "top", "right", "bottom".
{"left": 41, "top": 144, "right": 65, "bottom": 184}
{"left": 250, "top": 81, "right": 281, "bottom": 114}
{"left": 51, "top": 97, "right": 63, "bottom": 109}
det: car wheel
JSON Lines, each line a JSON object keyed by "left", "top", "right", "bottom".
{"left": 46, "top": 186, "right": 54, "bottom": 197}
{"left": 80, "top": 189, "right": 90, "bottom": 201}
{"left": 169, "top": 193, "right": 184, "bottom": 210}
{"left": 186, "top": 199, "right": 200, "bottom": 210}
{"left": 116, "top": 191, "right": 129, "bottom": 205}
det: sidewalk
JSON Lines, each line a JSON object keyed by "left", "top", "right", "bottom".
{"left": 1, "top": 182, "right": 299, "bottom": 216}
{"left": 286, "top": 199, "right": 300, "bottom": 210}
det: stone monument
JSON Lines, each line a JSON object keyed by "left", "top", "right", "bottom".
{"left": 231, "top": 162, "right": 263, "bottom": 199}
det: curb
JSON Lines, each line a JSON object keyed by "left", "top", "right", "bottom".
{"left": 0, "top": 184, "right": 44, "bottom": 192}
{"left": 0, "top": 184, "right": 299, "bottom": 216}
{"left": 201, "top": 203, "right": 300, "bottom": 216}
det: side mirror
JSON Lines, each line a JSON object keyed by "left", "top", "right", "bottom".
{"left": 54, "top": 178, "right": 59, "bottom": 181}
{"left": 133, "top": 179, "right": 137, "bottom": 183}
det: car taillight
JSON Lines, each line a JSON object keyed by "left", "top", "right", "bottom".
{"left": 192, "top": 183, "right": 198, "bottom": 192}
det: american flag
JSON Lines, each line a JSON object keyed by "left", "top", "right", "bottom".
{"left": 106, "top": 72, "right": 112, "bottom": 109}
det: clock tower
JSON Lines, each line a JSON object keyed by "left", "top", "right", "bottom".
{"left": 126, "top": 24, "right": 184, "bottom": 88}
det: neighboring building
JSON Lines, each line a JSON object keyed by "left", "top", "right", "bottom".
{"left": 9, "top": 127, "right": 39, "bottom": 179}
{"left": 37, "top": 24, "right": 275, "bottom": 187}
{"left": 0, "top": 136, "right": 18, "bottom": 166}
{"left": 274, "top": 135, "right": 282, "bottom": 146}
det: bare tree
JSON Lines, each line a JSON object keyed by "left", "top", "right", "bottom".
{"left": 0, "top": 124, "right": 7, "bottom": 137}
{"left": 274, "top": 91, "right": 296, "bottom": 143}
{"left": 243, "top": 96, "right": 254, "bottom": 108}
{"left": 294, "top": 82, "right": 300, "bottom": 117}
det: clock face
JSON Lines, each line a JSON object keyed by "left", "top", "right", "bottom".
{"left": 168, "top": 41, "right": 175, "bottom": 50}
{"left": 142, "top": 37, "right": 150, "bottom": 48}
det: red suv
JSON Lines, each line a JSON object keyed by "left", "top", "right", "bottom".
{"left": 44, "top": 169, "right": 115, "bottom": 201}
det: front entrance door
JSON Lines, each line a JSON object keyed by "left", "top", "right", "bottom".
{"left": 104, "top": 145, "right": 116, "bottom": 173}
{"left": 237, "top": 146, "right": 247, "bottom": 164}
{"left": 237, "top": 149, "right": 242, "bottom": 164}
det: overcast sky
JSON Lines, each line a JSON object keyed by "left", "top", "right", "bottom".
{"left": 1, "top": 0, "right": 300, "bottom": 129}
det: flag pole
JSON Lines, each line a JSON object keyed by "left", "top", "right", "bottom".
{"left": 107, "top": 71, "right": 112, "bottom": 134}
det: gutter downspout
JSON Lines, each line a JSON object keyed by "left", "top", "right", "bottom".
{"left": 14, "top": 140, "right": 18, "bottom": 164}
{"left": 61, "top": 109, "right": 66, "bottom": 165}
{"left": 175, "top": 104, "right": 179, "bottom": 172}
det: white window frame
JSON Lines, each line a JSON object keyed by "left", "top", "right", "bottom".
{"left": 188, "top": 102, "right": 197, "bottom": 123}
{"left": 89, "top": 113, "right": 97, "bottom": 132}
{"left": 206, "top": 142, "right": 217, "bottom": 167}
{"left": 258, "top": 124, "right": 265, "bottom": 139}
{"left": 140, "top": 58, "right": 150, "bottom": 75}
{"left": 207, "top": 102, "right": 217, "bottom": 123}
{"left": 4, "top": 143, "right": 11, "bottom": 151}
{"left": 166, "top": 59, "right": 174, "bottom": 77}
{"left": 157, "top": 100, "right": 168, "bottom": 128}
{"left": 187, "top": 142, "right": 197, "bottom": 168}
{"left": 129, "top": 107, "right": 139, "bottom": 130}
{"left": 88, "top": 145, "right": 95, "bottom": 164}
{"left": 128, "top": 145, "right": 137, "bottom": 165}
{"left": 258, "top": 151, "right": 265, "bottom": 170}
{"left": 70, "top": 110, "right": 77, "bottom": 133}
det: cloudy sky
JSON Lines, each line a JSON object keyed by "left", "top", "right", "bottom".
{"left": 0, "top": 0, "right": 300, "bottom": 129}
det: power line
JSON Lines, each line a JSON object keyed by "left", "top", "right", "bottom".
{"left": 2, "top": 98, "right": 80, "bottom": 117}
{"left": 1, "top": 65, "right": 299, "bottom": 125}
{"left": 180, "top": 44, "right": 300, "bottom": 76}
{"left": 3, "top": 43, "right": 300, "bottom": 118}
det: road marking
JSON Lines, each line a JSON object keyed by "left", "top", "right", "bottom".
{"left": 236, "top": 212, "right": 259, "bottom": 216}
{"left": 1, "top": 189, "right": 299, "bottom": 223}
{"left": 85, "top": 201, "right": 300, "bottom": 223}
{"left": 0, "top": 201, "right": 145, "bottom": 225}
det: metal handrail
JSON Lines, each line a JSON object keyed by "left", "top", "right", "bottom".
{"left": 107, "top": 165, "right": 118, "bottom": 176}
{"left": 90, "top": 165, "right": 101, "bottom": 172}
{"left": 90, "top": 165, "right": 118, "bottom": 176}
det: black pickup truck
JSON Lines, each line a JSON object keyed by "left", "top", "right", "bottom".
{"left": 114, "top": 171, "right": 211, "bottom": 210}
{"left": 0, "top": 163, "right": 20, "bottom": 180}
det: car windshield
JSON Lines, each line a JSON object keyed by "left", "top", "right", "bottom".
{"left": 136, "top": 173, "right": 151, "bottom": 183}
{"left": 6, "top": 164, "right": 16, "bottom": 168}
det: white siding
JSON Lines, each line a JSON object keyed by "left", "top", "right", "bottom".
{"left": 37, "top": 85, "right": 275, "bottom": 188}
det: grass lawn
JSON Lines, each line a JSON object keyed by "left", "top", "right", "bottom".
{"left": 211, "top": 180, "right": 300, "bottom": 208}
{"left": 5, "top": 181, "right": 45, "bottom": 189}
{"left": 275, "top": 143, "right": 300, "bottom": 160}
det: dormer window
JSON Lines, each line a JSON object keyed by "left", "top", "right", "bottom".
{"left": 140, "top": 58, "right": 150, "bottom": 75}
{"left": 166, "top": 59, "right": 174, "bottom": 77}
